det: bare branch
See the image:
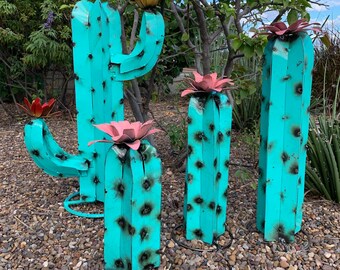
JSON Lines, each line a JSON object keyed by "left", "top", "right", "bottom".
{"left": 129, "top": 10, "right": 139, "bottom": 52}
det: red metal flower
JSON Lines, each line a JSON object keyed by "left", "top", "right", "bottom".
{"left": 17, "top": 97, "right": 59, "bottom": 118}
{"left": 88, "top": 120, "right": 161, "bottom": 150}
{"left": 181, "top": 71, "right": 234, "bottom": 97}
{"left": 259, "top": 19, "right": 320, "bottom": 40}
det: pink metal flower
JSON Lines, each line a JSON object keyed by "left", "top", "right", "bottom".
{"left": 181, "top": 71, "right": 234, "bottom": 97}
{"left": 17, "top": 97, "right": 60, "bottom": 117}
{"left": 259, "top": 19, "right": 320, "bottom": 39}
{"left": 88, "top": 120, "right": 160, "bottom": 150}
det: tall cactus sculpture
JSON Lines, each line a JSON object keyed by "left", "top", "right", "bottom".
{"left": 23, "top": 0, "right": 164, "bottom": 217}
{"left": 182, "top": 73, "right": 233, "bottom": 244}
{"left": 256, "top": 21, "right": 317, "bottom": 242}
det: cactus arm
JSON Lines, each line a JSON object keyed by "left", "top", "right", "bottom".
{"left": 258, "top": 39, "right": 290, "bottom": 241}
{"left": 109, "top": 11, "right": 165, "bottom": 81}
{"left": 256, "top": 40, "right": 274, "bottom": 233}
{"left": 216, "top": 93, "right": 232, "bottom": 236}
{"left": 24, "top": 119, "right": 89, "bottom": 177}
{"left": 279, "top": 35, "right": 305, "bottom": 242}
{"left": 296, "top": 33, "right": 314, "bottom": 232}
{"left": 185, "top": 96, "right": 204, "bottom": 241}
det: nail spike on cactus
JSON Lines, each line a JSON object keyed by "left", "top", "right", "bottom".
{"left": 23, "top": 0, "right": 164, "bottom": 218}
{"left": 182, "top": 71, "right": 234, "bottom": 244}
{"left": 256, "top": 19, "right": 316, "bottom": 242}
{"left": 97, "top": 121, "right": 162, "bottom": 269}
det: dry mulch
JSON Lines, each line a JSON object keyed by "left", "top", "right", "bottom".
{"left": 0, "top": 100, "right": 339, "bottom": 270}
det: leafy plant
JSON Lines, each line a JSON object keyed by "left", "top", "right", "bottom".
{"left": 306, "top": 76, "right": 340, "bottom": 203}
{"left": 167, "top": 118, "right": 187, "bottom": 152}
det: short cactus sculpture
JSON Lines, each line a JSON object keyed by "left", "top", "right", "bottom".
{"left": 256, "top": 20, "right": 318, "bottom": 242}
{"left": 182, "top": 72, "right": 234, "bottom": 244}
{"left": 23, "top": 0, "right": 164, "bottom": 217}
{"left": 90, "top": 121, "right": 162, "bottom": 269}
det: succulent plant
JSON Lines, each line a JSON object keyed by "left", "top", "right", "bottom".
{"left": 259, "top": 19, "right": 320, "bottom": 40}
{"left": 181, "top": 71, "right": 234, "bottom": 97}
{"left": 17, "top": 97, "right": 60, "bottom": 118}
{"left": 89, "top": 120, "right": 160, "bottom": 150}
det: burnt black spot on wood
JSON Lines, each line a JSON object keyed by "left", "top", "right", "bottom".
{"left": 187, "top": 173, "right": 193, "bottom": 183}
{"left": 72, "top": 42, "right": 76, "bottom": 47}
{"left": 140, "top": 227, "right": 149, "bottom": 241}
{"left": 280, "top": 192, "right": 285, "bottom": 200}
{"left": 272, "top": 47, "right": 277, "bottom": 52}
{"left": 140, "top": 203, "right": 153, "bottom": 216}
{"left": 188, "top": 145, "right": 193, "bottom": 156}
{"left": 138, "top": 50, "right": 145, "bottom": 57}
{"left": 143, "top": 264, "right": 155, "bottom": 270}
{"left": 42, "top": 129, "right": 47, "bottom": 137}
{"left": 128, "top": 224, "right": 136, "bottom": 236}
{"left": 187, "top": 204, "right": 193, "bottom": 211}
{"left": 102, "top": 81, "right": 106, "bottom": 89}
{"left": 216, "top": 205, "right": 222, "bottom": 214}
{"left": 127, "top": 261, "right": 132, "bottom": 270}
{"left": 88, "top": 54, "right": 93, "bottom": 59}
{"left": 216, "top": 172, "right": 221, "bottom": 181}
{"left": 156, "top": 40, "right": 160, "bottom": 45}
{"left": 226, "top": 130, "right": 231, "bottom": 137}
{"left": 120, "top": 98, "right": 124, "bottom": 104}
{"left": 281, "top": 152, "right": 289, "bottom": 163}
{"left": 217, "top": 132, "right": 224, "bottom": 143}
{"left": 209, "top": 202, "right": 215, "bottom": 210}
{"left": 139, "top": 250, "right": 151, "bottom": 263}
{"left": 102, "top": 48, "right": 105, "bottom": 53}
{"left": 85, "top": 22, "right": 91, "bottom": 27}
{"left": 261, "top": 220, "right": 265, "bottom": 230}
{"left": 81, "top": 195, "right": 88, "bottom": 201}
{"left": 56, "top": 153, "right": 67, "bottom": 160}
{"left": 115, "top": 259, "right": 124, "bottom": 268}
{"left": 157, "top": 213, "right": 161, "bottom": 221}
{"left": 282, "top": 75, "right": 291, "bottom": 81}
{"left": 262, "top": 182, "right": 266, "bottom": 194}
{"left": 93, "top": 176, "right": 100, "bottom": 184}
{"left": 104, "top": 189, "right": 107, "bottom": 194}
{"left": 194, "top": 132, "right": 207, "bottom": 142}
{"left": 292, "top": 127, "right": 301, "bottom": 137}
{"left": 261, "top": 95, "right": 265, "bottom": 103}
{"left": 193, "top": 229, "right": 203, "bottom": 238}
{"left": 106, "top": 18, "right": 110, "bottom": 23}
{"left": 298, "top": 177, "right": 302, "bottom": 185}
{"left": 114, "top": 182, "right": 125, "bottom": 196}
{"left": 31, "top": 150, "right": 40, "bottom": 157}
{"left": 58, "top": 173, "right": 63, "bottom": 177}
{"left": 195, "top": 161, "right": 204, "bottom": 169}
{"left": 75, "top": 74, "right": 80, "bottom": 80}
{"left": 84, "top": 159, "right": 90, "bottom": 167}
{"left": 187, "top": 117, "right": 192, "bottom": 124}
{"left": 295, "top": 83, "right": 303, "bottom": 95}
{"left": 214, "top": 158, "right": 217, "bottom": 167}
{"left": 111, "top": 112, "right": 115, "bottom": 118}
{"left": 146, "top": 27, "right": 151, "bottom": 34}
{"left": 97, "top": 16, "right": 101, "bottom": 22}
{"left": 90, "top": 118, "right": 95, "bottom": 124}
{"left": 209, "top": 124, "right": 215, "bottom": 131}
{"left": 265, "top": 101, "right": 272, "bottom": 111}
{"left": 98, "top": 32, "right": 102, "bottom": 37}
{"left": 223, "top": 188, "right": 228, "bottom": 198}
{"left": 267, "top": 142, "right": 274, "bottom": 151}
{"left": 267, "top": 67, "right": 271, "bottom": 77}
{"left": 224, "top": 160, "right": 230, "bottom": 168}
{"left": 91, "top": 87, "right": 95, "bottom": 93}
{"left": 93, "top": 152, "right": 98, "bottom": 159}
{"left": 289, "top": 163, "right": 299, "bottom": 174}
{"left": 194, "top": 196, "right": 203, "bottom": 204}
{"left": 117, "top": 217, "right": 126, "bottom": 230}
{"left": 292, "top": 207, "right": 297, "bottom": 214}
{"left": 142, "top": 179, "right": 153, "bottom": 191}
{"left": 27, "top": 121, "right": 33, "bottom": 125}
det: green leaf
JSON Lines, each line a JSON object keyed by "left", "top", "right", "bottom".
{"left": 232, "top": 38, "right": 243, "bottom": 51}
{"left": 287, "top": 10, "right": 298, "bottom": 25}
{"left": 243, "top": 45, "right": 254, "bottom": 58}
{"left": 181, "top": 33, "right": 189, "bottom": 42}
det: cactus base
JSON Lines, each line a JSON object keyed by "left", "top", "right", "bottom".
{"left": 64, "top": 192, "right": 104, "bottom": 218}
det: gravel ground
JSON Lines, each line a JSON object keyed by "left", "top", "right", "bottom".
{"left": 0, "top": 101, "right": 339, "bottom": 270}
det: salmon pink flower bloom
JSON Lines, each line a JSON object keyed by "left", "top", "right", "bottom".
{"left": 88, "top": 120, "right": 160, "bottom": 150}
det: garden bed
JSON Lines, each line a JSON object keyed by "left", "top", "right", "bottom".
{"left": 0, "top": 101, "right": 339, "bottom": 269}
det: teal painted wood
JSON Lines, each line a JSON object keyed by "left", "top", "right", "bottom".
{"left": 23, "top": 0, "right": 164, "bottom": 218}
{"left": 257, "top": 33, "right": 315, "bottom": 242}
{"left": 184, "top": 92, "right": 232, "bottom": 244}
{"left": 104, "top": 142, "right": 162, "bottom": 270}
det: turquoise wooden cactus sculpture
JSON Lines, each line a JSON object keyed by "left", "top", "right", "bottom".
{"left": 182, "top": 72, "right": 234, "bottom": 244}
{"left": 23, "top": 0, "right": 164, "bottom": 218}
{"left": 256, "top": 20, "right": 317, "bottom": 242}
{"left": 90, "top": 120, "right": 162, "bottom": 270}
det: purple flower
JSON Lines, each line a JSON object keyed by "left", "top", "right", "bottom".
{"left": 44, "top": 11, "right": 55, "bottom": 29}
